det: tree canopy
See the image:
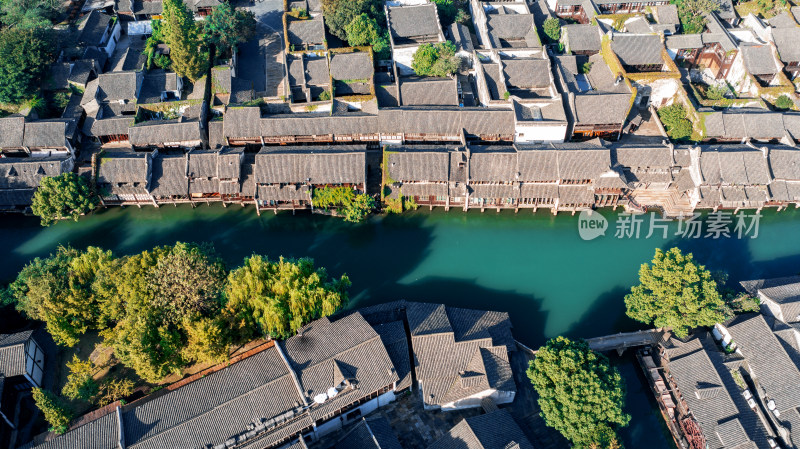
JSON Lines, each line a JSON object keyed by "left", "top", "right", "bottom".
{"left": 673, "top": 0, "right": 719, "bottom": 33}
{"left": 161, "top": 0, "right": 207, "bottom": 81}
{"left": 344, "top": 13, "right": 390, "bottom": 59}
{"left": 312, "top": 186, "right": 375, "bottom": 222}
{"left": 322, "top": 0, "right": 383, "bottom": 41}
{"left": 0, "top": 0, "right": 60, "bottom": 29}
{"left": 224, "top": 255, "right": 350, "bottom": 339}
{"left": 657, "top": 104, "right": 693, "bottom": 140}
{"left": 543, "top": 18, "right": 561, "bottom": 43}
{"left": 0, "top": 27, "right": 56, "bottom": 103}
{"left": 31, "top": 173, "right": 98, "bottom": 227}
{"left": 411, "top": 42, "right": 460, "bottom": 77}
{"left": 32, "top": 388, "right": 72, "bottom": 434}
{"left": 625, "top": 247, "right": 728, "bottom": 338}
{"left": 527, "top": 337, "right": 629, "bottom": 448}
{"left": 203, "top": 3, "right": 256, "bottom": 55}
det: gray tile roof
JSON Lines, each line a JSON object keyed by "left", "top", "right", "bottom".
{"left": 388, "top": 4, "right": 441, "bottom": 39}
{"left": 400, "top": 77, "right": 459, "bottom": 106}
{"left": 741, "top": 276, "right": 800, "bottom": 322}
{"left": 655, "top": 4, "right": 679, "bottom": 24}
{"left": 83, "top": 72, "right": 140, "bottom": 104}
{"left": 334, "top": 416, "right": 403, "bottom": 449}
{"left": 768, "top": 11, "right": 798, "bottom": 28}
{"left": 664, "top": 332, "right": 773, "bottom": 449}
{"left": 287, "top": 16, "right": 325, "bottom": 46}
{"left": 138, "top": 71, "right": 178, "bottom": 104}
{"left": 329, "top": 52, "right": 373, "bottom": 81}
{"left": 280, "top": 313, "right": 398, "bottom": 421}
{"left": 741, "top": 44, "right": 779, "bottom": 76}
{"left": 373, "top": 321, "right": 413, "bottom": 391}
{"left": 78, "top": 10, "right": 111, "bottom": 45}
{"left": 150, "top": 154, "right": 187, "bottom": 197}
{"left": 22, "top": 120, "right": 70, "bottom": 149}
{"left": 468, "top": 145, "right": 517, "bottom": 182}
{"left": 611, "top": 34, "right": 665, "bottom": 67}
{"left": 515, "top": 144, "right": 612, "bottom": 181}
{"left": 625, "top": 17, "right": 653, "bottom": 34}
{"left": 486, "top": 14, "right": 540, "bottom": 48}
{"left": 255, "top": 145, "right": 366, "bottom": 185}
{"left": 665, "top": 34, "right": 704, "bottom": 50}
{"left": 449, "top": 23, "right": 474, "bottom": 53}
{"left": 727, "top": 314, "right": 800, "bottom": 413}
{"left": 122, "top": 345, "right": 308, "bottom": 449}
{"left": 97, "top": 152, "right": 152, "bottom": 194}
{"left": 573, "top": 93, "right": 632, "bottom": 126}
{"left": 23, "top": 408, "right": 121, "bottom": 449}
{"left": 768, "top": 148, "right": 800, "bottom": 180}
{"left": 0, "top": 330, "right": 34, "bottom": 377}
{"left": 0, "top": 116, "right": 25, "bottom": 148}
{"left": 427, "top": 409, "right": 534, "bottom": 449}
{"left": 699, "top": 147, "right": 771, "bottom": 185}
{"left": 387, "top": 147, "right": 451, "bottom": 182}
{"left": 771, "top": 27, "right": 800, "bottom": 63}
{"left": 223, "top": 107, "right": 262, "bottom": 139}
{"left": 701, "top": 110, "right": 787, "bottom": 141}
{"left": 563, "top": 24, "right": 601, "bottom": 53}
{"left": 128, "top": 119, "right": 202, "bottom": 146}
{"left": 502, "top": 58, "right": 551, "bottom": 89}
{"left": 0, "top": 157, "right": 70, "bottom": 206}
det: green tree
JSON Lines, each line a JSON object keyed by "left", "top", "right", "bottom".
{"left": 322, "top": 0, "right": 383, "bottom": 40}
{"left": 61, "top": 355, "right": 98, "bottom": 401}
{"left": 411, "top": 42, "right": 460, "bottom": 77}
{"left": 161, "top": 0, "right": 207, "bottom": 81}
{"left": 224, "top": 255, "right": 350, "bottom": 339}
{"left": 31, "top": 173, "right": 98, "bottom": 227}
{"left": 543, "top": 18, "right": 561, "bottom": 43}
{"left": 203, "top": 2, "right": 256, "bottom": 55}
{"left": 432, "top": 0, "right": 457, "bottom": 25}
{"left": 657, "top": 104, "right": 693, "bottom": 140}
{"left": 527, "top": 337, "right": 629, "bottom": 447}
{"left": 181, "top": 316, "right": 229, "bottom": 364}
{"left": 345, "top": 12, "right": 380, "bottom": 46}
{"left": 95, "top": 377, "right": 135, "bottom": 407}
{"left": 0, "top": 0, "right": 60, "bottom": 29}
{"left": 342, "top": 193, "right": 375, "bottom": 223}
{"left": 775, "top": 95, "right": 794, "bottom": 110}
{"left": 625, "top": 247, "right": 728, "bottom": 338}
{"left": 147, "top": 242, "right": 226, "bottom": 322}
{"left": 10, "top": 246, "right": 114, "bottom": 346}
{"left": 672, "top": 0, "right": 719, "bottom": 33}
{"left": 32, "top": 388, "right": 72, "bottom": 434}
{"left": 0, "top": 27, "right": 56, "bottom": 103}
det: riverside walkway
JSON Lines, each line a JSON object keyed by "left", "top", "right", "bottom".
{"left": 517, "top": 329, "right": 665, "bottom": 356}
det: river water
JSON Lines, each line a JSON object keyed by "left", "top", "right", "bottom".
{"left": 3, "top": 205, "right": 800, "bottom": 447}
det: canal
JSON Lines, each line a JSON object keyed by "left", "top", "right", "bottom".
{"left": 2, "top": 205, "right": 800, "bottom": 447}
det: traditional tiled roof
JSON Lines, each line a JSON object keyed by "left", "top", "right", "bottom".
{"left": 449, "top": 23, "right": 474, "bottom": 53}
{"left": 502, "top": 58, "right": 551, "bottom": 89}
{"left": 373, "top": 321, "right": 413, "bottom": 391}
{"left": 82, "top": 72, "right": 140, "bottom": 104}
{"left": 428, "top": 409, "right": 534, "bottom": 449}
{"left": 280, "top": 313, "right": 398, "bottom": 421}
{"left": 611, "top": 34, "right": 665, "bottom": 67}
{"left": 663, "top": 332, "right": 773, "bottom": 449}
{"left": 768, "top": 11, "right": 797, "bottom": 28}
{"left": 703, "top": 109, "right": 788, "bottom": 141}
{"left": 255, "top": 145, "right": 366, "bottom": 185}
{"left": 400, "top": 77, "right": 459, "bottom": 106}
{"left": 128, "top": 119, "right": 202, "bottom": 146}
{"left": 665, "top": 34, "right": 704, "bottom": 50}
{"left": 486, "top": 14, "right": 540, "bottom": 48}
{"left": 334, "top": 416, "right": 403, "bottom": 449}
{"left": 388, "top": 4, "right": 441, "bottom": 39}
{"left": 563, "top": 24, "right": 601, "bottom": 53}
{"left": 78, "top": 10, "right": 111, "bottom": 45}
{"left": 741, "top": 276, "right": 800, "bottom": 322}
{"left": 0, "top": 330, "right": 34, "bottom": 377}
{"left": 21, "top": 409, "right": 121, "bottom": 449}
{"left": 0, "top": 157, "right": 70, "bottom": 206}
{"left": 97, "top": 151, "right": 152, "bottom": 194}
{"left": 0, "top": 116, "right": 26, "bottom": 148}
{"left": 699, "top": 147, "right": 771, "bottom": 185}
{"left": 287, "top": 16, "right": 325, "bottom": 46}
{"left": 329, "top": 52, "right": 373, "bottom": 81}
{"left": 387, "top": 147, "right": 452, "bottom": 182}
{"left": 771, "top": 28, "right": 800, "bottom": 63}
{"left": 573, "top": 93, "right": 632, "bottom": 126}
{"left": 625, "top": 17, "right": 653, "bottom": 34}
{"left": 741, "top": 44, "right": 779, "bottom": 76}
{"left": 655, "top": 4, "right": 679, "bottom": 24}
{"left": 22, "top": 120, "right": 71, "bottom": 149}
{"left": 138, "top": 71, "right": 178, "bottom": 104}
{"left": 149, "top": 153, "right": 187, "bottom": 197}
{"left": 223, "top": 107, "right": 262, "bottom": 139}
{"left": 727, "top": 314, "right": 800, "bottom": 414}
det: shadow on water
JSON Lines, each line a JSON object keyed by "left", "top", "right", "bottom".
{"left": 562, "top": 285, "right": 643, "bottom": 344}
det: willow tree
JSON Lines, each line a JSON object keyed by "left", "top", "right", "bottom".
{"left": 224, "top": 255, "right": 351, "bottom": 339}
{"left": 161, "top": 0, "right": 207, "bottom": 81}
{"left": 625, "top": 247, "right": 728, "bottom": 338}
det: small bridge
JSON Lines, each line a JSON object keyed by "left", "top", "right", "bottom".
{"left": 586, "top": 329, "right": 664, "bottom": 355}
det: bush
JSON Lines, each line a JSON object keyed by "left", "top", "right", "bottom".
{"left": 657, "top": 104, "right": 693, "bottom": 140}
{"left": 153, "top": 53, "right": 171, "bottom": 69}
{"left": 580, "top": 62, "right": 593, "bottom": 74}
{"left": 96, "top": 378, "right": 135, "bottom": 407}
{"left": 32, "top": 389, "right": 72, "bottom": 434}
{"left": 411, "top": 42, "right": 460, "bottom": 77}
{"left": 342, "top": 194, "right": 375, "bottom": 223}
{"left": 432, "top": 0, "right": 458, "bottom": 25}
{"left": 318, "top": 89, "right": 331, "bottom": 101}
{"left": 62, "top": 356, "right": 98, "bottom": 401}
{"left": 543, "top": 18, "right": 561, "bottom": 43}
{"left": 312, "top": 186, "right": 374, "bottom": 222}
{"left": 775, "top": 95, "right": 794, "bottom": 110}
{"left": 705, "top": 84, "right": 728, "bottom": 100}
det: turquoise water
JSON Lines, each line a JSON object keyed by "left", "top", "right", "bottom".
{"left": 2, "top": 205, "right": 799, "bottom": 447}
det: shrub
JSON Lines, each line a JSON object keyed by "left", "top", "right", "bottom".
{"left": 543, "top": 18, "right": 561, "bottom": 43}
{"left": 775, "top": 95, "right": 794, "bottom": 110}
{"left": 32, "top": 389, "right": 72, "bottom": 434}
{"left": 318, "top": 89, "right": 331, "bottom": 101}
{"left": 61, "top": 356, "right": 98, "bottom": 401}
{"left": 657, "top": 104, "right": 693, "bottom": 140}
{"left": 705, "top": 84, "right": 728, "bottom": 100}
{"left": 411, "top": 42, "right": 459, "bottom": 77}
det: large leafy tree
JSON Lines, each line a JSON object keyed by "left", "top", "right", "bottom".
{"left": 0, "top": 0, "right": 60, "bottom": 29}
{"left": 32, "top": 388, "right": 72, "bottom": 434}
{"left": 10, "top": 246, "right": 114, "bottom": 346}
{"left": 625, "top": 247, "right": 728, "bottom": 338}
{"left": 527, "top": 337, "right": 629, "bottom": 447}
{"left": 411, "top": 42, "right": 460, "bottom": 77}
{"left": 543, "top": 17, "right": 561, "bottom": 43}
{"left": 31, "top": 173, "right": 98, "bottom": 227}
{"left": 203, "top": 3, "right": 256, "bottom": 55}
{"left": 161, "top": 0, "right": 207, "bottom": 81}
{"left": 322, "top": 0, "right": 382, "bottom": 40}
{"left": 0, "top": 27, "right": 56, "bottom": 103}
{"left": 224, "top": 255, "right": 350, "bottom": 339}
{"left": 343, "top": 13, "right": 389, "bottom": 58}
